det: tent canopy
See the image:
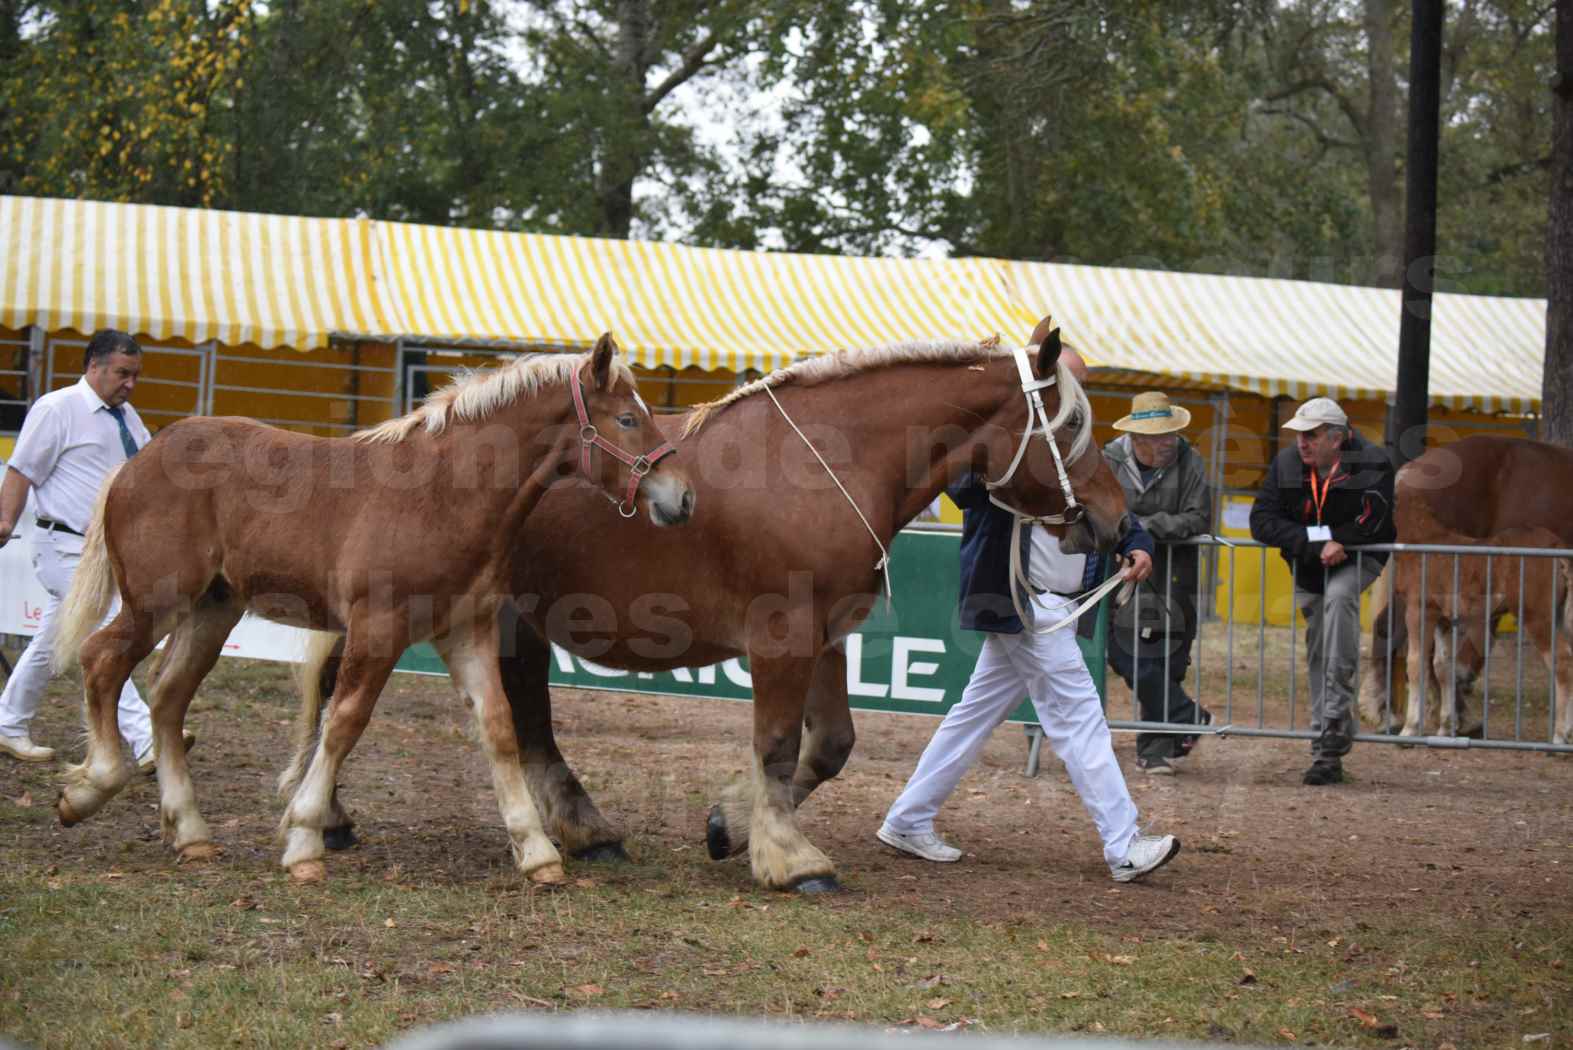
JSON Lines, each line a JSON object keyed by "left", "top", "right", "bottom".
{"left": 0, "top": 194, "right": 1546, "bottom": 412}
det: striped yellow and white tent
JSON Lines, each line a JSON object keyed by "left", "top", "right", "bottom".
{"left": 1005, "top": 259, "right": 1545, "bottom": 414}
{"left": 373, "top": 219, "right": 1031, "bottom": 373}
{"left": 0, "top": 195, "right": 399, "bottom": 350}
{"left": 0, "top": 195, "right": 1549, "bottom": 414}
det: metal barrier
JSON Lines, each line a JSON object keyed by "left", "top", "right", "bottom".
{"left": 1026, "top": 536, "right": 1573, "bottom": 774}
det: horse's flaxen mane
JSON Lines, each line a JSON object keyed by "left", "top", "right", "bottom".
{"left": 354, "top": 351, "right": 633, "bottom": 444}
{"left": 682, "top": 338, "right": 1003, "bottom": 437}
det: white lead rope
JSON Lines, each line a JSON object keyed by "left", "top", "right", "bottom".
{"left": 1006, "top": 513, "right": 1135, "bottom": 634}
{"left": 765, "top": 386, "right": 893, "bottom": 605}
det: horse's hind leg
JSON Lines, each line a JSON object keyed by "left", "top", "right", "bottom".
{"left": 441, "top": 625, "right": 565, "bottom": 884}
{"left": 149, "top": 600, "right": 242, "bottom": 861}
{"left": 58, "top": 607, "right": 162, "bottom": 824}
{"left": 789, "top": 646, "right": 856, "bottom": 807}
{"left": 279, "top": 622, "right": 400, "bottom": 883}
{"left": 498, "top": 622, "right": 624, "bottom": 862}
{"left": 1399, "top": 600, "right": 1435, "bottom": 738}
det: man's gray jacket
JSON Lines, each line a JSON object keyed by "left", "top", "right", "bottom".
{"left": 1102, "top": 435, "right": 1213, "bottom": 623}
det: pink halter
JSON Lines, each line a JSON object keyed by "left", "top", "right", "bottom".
{"left": 570, "top": 367, "right": 677, "bottom": 518}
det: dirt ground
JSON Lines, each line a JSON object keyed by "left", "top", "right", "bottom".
{"left": 3, "top": 659, "right": 1569, "bottom": 941}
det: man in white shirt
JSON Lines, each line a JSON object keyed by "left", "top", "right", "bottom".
{"left": 0, "top": 330, "right": 161, "bottom": 767}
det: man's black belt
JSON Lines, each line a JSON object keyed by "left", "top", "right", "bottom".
{"left": 35, "top": 517, "right": 85, "bottom": 538}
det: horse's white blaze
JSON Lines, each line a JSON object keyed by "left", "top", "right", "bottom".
{"left": 448, "top": 645, "right": 562, "bottom": 877}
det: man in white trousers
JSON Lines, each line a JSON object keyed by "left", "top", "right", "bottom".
{"left": 876, "top": 341, "right": 1181, "bottom": 883}
{"left": 0, "top": 329, "right": 180, "bottom": 772}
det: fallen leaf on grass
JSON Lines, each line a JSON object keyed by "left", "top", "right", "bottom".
{"left": 1349, "top": 1007, "right": 1380, "bottom": 1028}
{"left": 428, "top": 963, "right": 455, "bottom": 976}
{"left": 1277, "top": 1028, "right": 1297, "bottom": 1041}
{"left": 14, "top": 791, "right": 32, "bottom": 808}
{"left": 914, "top": 1017, "right": 944, "bottom": 1030}
{"left": 383, "top": 918, "right": 396, "bottom": 928}
{"left": 573, "top": 878, "right": 597, "bottom": 889}
{"left": 230, "top": 897, "right": 258, "bottom": 910}
{"left": 926, "top": 998, "right": 952, "bottom": 1010}
{"left": 1237, "top": 971, "right": 1257, "bottom": 986}
{"left": 1102, "top": 954, "right": 1135, "bottom": 966}
{"left": 914, "top": 974, "right": 946, "bottom": 990}
{"left": 567, "top": 984, "right": 604, "bottom": 1000}
{"left": 791, "top": 947, "right": 811, "bottom": 958}
{"left": 912, "top": 932, "right": 935, "bottom": 944}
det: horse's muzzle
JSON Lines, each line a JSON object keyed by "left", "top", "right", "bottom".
{"left": 647, "top": 475, "right": 696, "bottom": 527}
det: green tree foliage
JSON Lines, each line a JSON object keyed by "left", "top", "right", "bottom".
{"left": 0, "top": 0, "right": 1554, "bottom": 296}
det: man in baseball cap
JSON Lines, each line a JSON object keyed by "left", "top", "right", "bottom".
{"left": 1250, "top": 396, "right": 1396, "bottom": 785}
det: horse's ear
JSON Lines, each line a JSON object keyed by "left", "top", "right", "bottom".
{"left": 591, "top": 332, "right": 618, "bottom": 390}
{"left": 1035, "top": 326, "right": 1062, "bottom": 377}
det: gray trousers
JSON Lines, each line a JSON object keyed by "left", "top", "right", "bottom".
{"left": 1295, "top": 558, "right": 1384, "bottom": 758}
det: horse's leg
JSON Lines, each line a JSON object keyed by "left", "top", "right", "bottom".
{"left": 58, "top": 606, "right": 163, "bottom": 824}
{"left": 439, "top": 627, "right": 566, "bottom": 885}
{"left": 283, "top": 635, "right": 358, "bottom": 850}
{"left": 1399, "top": 601, "right": 1432, "bottom": 738}
{"left": 497, "top": 621, "right": 625, "bottom": 862}
{"left": 279, "top": 623, "right": 400, "bottom": 883}
{"left": 1358, "top": 573, "right": 1405, "bottom": 734}
{"left": 1432, "top": 625, "right": 1461, "bottom": 737}
{"left": 789, "top": 644, "right": 856, "bottom": 808}
{"left": 148, "top": 601, "right": 242, "bottom": 861}
{"left": 710, "top": 653, "right": 837, "bottom": 892}
{"left": 1523, "top": 602, "right": 1573, "bottom": 745}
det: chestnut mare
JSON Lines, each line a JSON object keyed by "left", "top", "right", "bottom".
{"left": 52, "top": 336, "right": 693, "bottom": 886}
{"left": 1359, "top": 436, "right": 1573, "bottom": 738}
{"left": 301, "top": 325, "right": 1131, "bottom": 892}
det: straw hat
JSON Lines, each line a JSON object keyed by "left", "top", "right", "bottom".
{"left": 1112, "top": 391, "right": 1191, "bottom": 434}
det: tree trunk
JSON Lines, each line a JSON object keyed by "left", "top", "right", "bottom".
{"left": 595, "top": 0, "right": 653, "bottom": 238}
{"left": 1364, "top": 0, "right": 1403, "bottom": 287}
{"left": 1542, "top": 1, "right": 1573, "bottom": 447}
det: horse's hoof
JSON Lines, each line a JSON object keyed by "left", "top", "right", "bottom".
{"left": 289, "top": 860, "right": 327, "bottom": 884}
{"left": 572, "top": 842, "right": 629, "bottom": 863}
{"left": 177, "top": 842, "right": 223, "bottom": 864}
{"left": 56, "top": 796, "right": 82, "bottom": 827}
{"left": 323, "top": 825, "right": 358, "bottom": 851}
{"left": 706, "top": 805, "right": 731, "bottom": 861}
{"left": 528, "top": 862, "right": 567, "bottom": 886}
{"left": 790, "top": 875, "right": 843, "bottom": 895}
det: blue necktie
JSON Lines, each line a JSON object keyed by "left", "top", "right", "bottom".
{"left": 107, "top": 405, "right": 139, "bottom": 459}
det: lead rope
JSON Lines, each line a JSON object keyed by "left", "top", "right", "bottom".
{"left": 765, "top": 385, "right": 893, "bottom": 606}
{"left": 1006, "top": 516, "right": 1134, "bottom": 634}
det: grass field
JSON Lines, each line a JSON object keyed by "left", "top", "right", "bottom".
{"left": 1, "top": 632, "right": 1570, "bottom": 1050}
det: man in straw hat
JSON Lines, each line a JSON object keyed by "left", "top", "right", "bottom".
{"left": 1103, "top": 391, "right": 1214, "bottom": 775}
{"left": 1251, "top": 397, "right": 1395, "bottom": 786}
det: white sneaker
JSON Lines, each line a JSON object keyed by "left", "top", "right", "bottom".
{"left": 877, "top": 823, "right": 962, "bottom": 863}
{"left": 1110, "top": 833, "right": 1180, "bottom": 883}
{"left": 0, "top": 733, "right": 56, "bottom": 762}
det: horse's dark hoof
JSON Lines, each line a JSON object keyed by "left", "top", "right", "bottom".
{"left": 323, "top": 825, "right": 357, "bottom": 851}
{"left": 791, "top": 875, "right": 843, "bottom": 895}
{"left": 706, "top": 805, "right": 731, "bottom": 861}
{"left": 572, "top": 842, "right": 630, "bottom": 863}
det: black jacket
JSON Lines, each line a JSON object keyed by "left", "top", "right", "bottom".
{"left": 1249, "top": 431, "right": 1396, "bottom": 593}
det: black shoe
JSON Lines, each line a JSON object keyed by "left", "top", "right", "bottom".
{"left": 1176, "top": 708, "right": 1213, "bottom": 759}
{"left": 1301, "top": 758, "right": 1344, "bottom": 786}
{"left": 1136, "top": 754, "right": 1175, "bottom": 776}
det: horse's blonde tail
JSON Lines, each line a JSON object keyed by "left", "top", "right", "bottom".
{"left": 51, "top": 464, "right": 126, "bottom": 674}
{"left": 278, "top": 630, "right": 344, "bottom": 800}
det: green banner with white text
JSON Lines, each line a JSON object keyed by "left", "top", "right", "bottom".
{"left": 394, "top": 530, "right": 1107, "bottom": 724}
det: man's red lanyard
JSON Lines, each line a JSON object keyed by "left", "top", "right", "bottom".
{"left": 1308, "top": 461, "right": 1344, "bottom": 524}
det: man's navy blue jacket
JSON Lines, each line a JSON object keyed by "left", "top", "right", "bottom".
{"left": 950, "top": 473, "right": 1154, "bottom": 634}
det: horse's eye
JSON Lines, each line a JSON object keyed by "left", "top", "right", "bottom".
{"left": 617, "top": 413, "right": 638, "bottom": 429}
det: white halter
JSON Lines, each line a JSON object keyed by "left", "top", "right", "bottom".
{"left": 983, "top": 343, "right": 1085, "bottom": 524}
{"left": 982, "top": 343, "right": 1127, "bottom": 633}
